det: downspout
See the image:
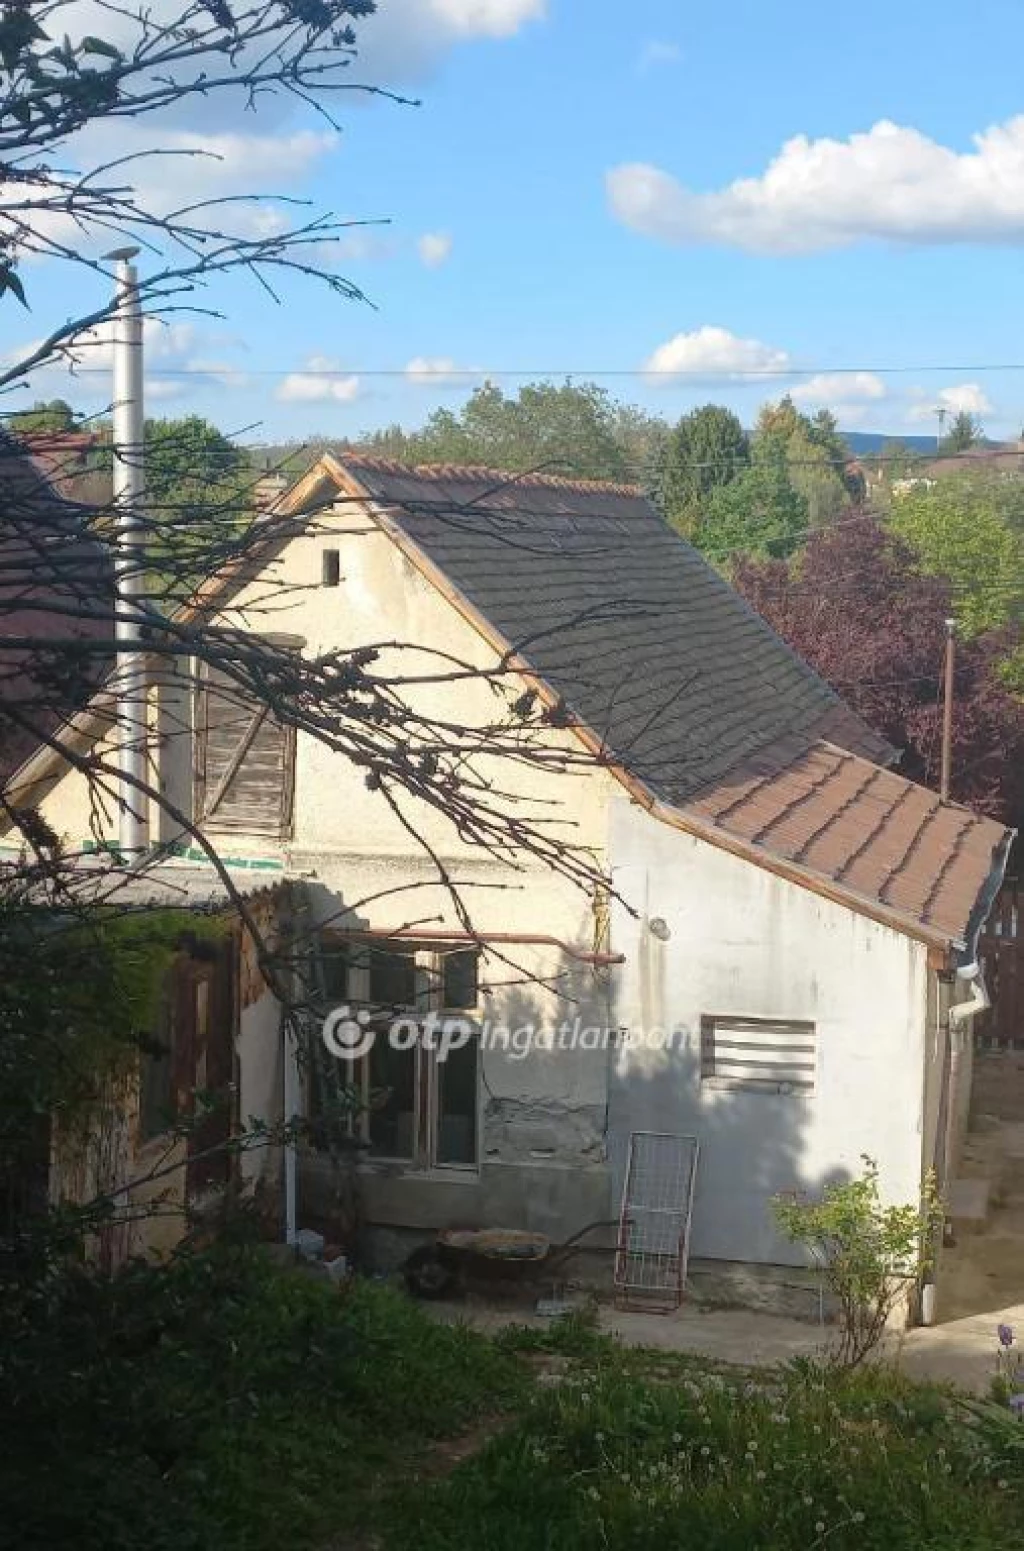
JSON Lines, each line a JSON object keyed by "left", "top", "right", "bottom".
{"left": 108, "top": 246, "right": 149, "bottom": 861}
{"left": 943, "top": 960, "right": 990, "bottom": 1189}
{"left": 920, "top": 961, "right": 989, "bottom": 1327}
{"left": 280, "top": 883, "right": 303, "bottom": 1247}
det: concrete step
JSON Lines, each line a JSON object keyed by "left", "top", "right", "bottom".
{"left": 947, "top": 1177, "right": 991, "bottom": 1234}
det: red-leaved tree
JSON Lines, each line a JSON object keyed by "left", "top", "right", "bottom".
{"left": 733, "top": 518, "right": 1024, "bottom": 828}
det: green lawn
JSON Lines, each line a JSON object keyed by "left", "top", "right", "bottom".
{"left": 3, "top": 1252, "right": 1022, "bottom": 1551}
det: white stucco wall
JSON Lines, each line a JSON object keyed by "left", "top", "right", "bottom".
{"left": 607, "top": 795, "right": 932, "bottom": 1268}
{"left": 22, "top": 492, "right": 940, "bottom": 1275}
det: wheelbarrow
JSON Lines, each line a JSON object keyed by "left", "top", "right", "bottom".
{"left": 403, "top": 1219, "right": 617, "bottom": 1300}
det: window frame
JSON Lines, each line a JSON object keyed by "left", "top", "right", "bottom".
{"left": 318, "top": 938, "right": 483, "bottom": 1171}
{"left": 699, "top": 1013, "right": 817, "bottom": 1096}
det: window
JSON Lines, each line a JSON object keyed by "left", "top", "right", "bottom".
{"left": 139, "top": 994, "right": 177, "bottom": 1142}
{"left": 316, "top": 939, "right": 481, "bottom": 1168}
{"left": 193, "top": 658, "right": 296, "bottom": 837}
{"left": 322, "top": 549, "right": 341, "bottom": 587}
{"left": 700, "top": 1015, "right": 816, "bottom": 1095}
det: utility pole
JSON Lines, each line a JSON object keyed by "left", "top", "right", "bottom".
{"left": 936, "top": 406, "right": 947, "bottom": 454}
{"left": 940, "top": 617, "right": 956, "bottom": 803}
{"left": 107, "top": 246, "right": 148, "bottom": 860}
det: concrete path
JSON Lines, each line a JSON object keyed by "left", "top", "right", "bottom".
{"left": 427, "top": 1298, "right": 832, "bottom": 1367}
{"left": 428, "top": 1296, "right": 1018, "bottom": 1395}
{"left": 895, "top": 1304, "right": 1019, "bottom": 1395}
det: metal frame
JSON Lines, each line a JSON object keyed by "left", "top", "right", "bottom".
{"left": 613, "top": 1131, "right": 699, "bottom": 1312}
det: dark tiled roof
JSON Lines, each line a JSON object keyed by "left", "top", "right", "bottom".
{"left": 345, "top": 456, "right": 892, "bottom": 804}
{"left": 0, "top": 439, "right": 113, "bottom": 787}
{"left": 339, "top": 456, "right": 1010, "bottom": 948}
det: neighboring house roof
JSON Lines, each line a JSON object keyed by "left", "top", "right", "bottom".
{"left": 0, "top": 438, "right": 113, "bottom": 788}
{"left": 922, "top": 446, "right": 1024, "bottom": 479}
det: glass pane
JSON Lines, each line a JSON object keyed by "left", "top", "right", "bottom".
{"left": 139, "top": 994, "right": 176, "bottom": 1142}
{"left": 369, "top": 948, "right": 416, "bottom": 1007}
{"left": 367, "top": 1039, "right": 417, "bottom": 1159}
{"left": 320, "top": 946, "right": 349, "bottom": 1003}
{"left": 436, "top": 1036, "right": 477, "bottom": 1166}
{"left": 442, "top": 950, "right": 479, "bottom": 1009}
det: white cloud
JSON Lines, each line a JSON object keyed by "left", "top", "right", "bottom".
{"left": 429, "top": 0, "right": 546, "bottom": 38}
{"left": 2, "top": 124, "right": 338, "bottom": 262}
{"left": 607, "top": 116, "right": 1024, "bottom": 254}
{"left": 276, "top": 357, "right": 361, "bottom": 404}
{"left": 637, "top": 39, "right": 682, "bottom": 71}
{"left": 907, "top": 383, "right": 994, "bottom": 423}
{"left": 5, "top": 318, "right": 250, "bottom": 409}
{"left": 406, "top": 356, "right": 459, "bottom": 382}
{"left": 405, "top": 356, "right": 484, "bottom": 386}
{"left": 643, "top": 325, "right": 790, "bottom": 381}
{"left": 417, "top": 231, "right": 453, "bottom": 268}
{"left": 351, "top": 0, "right": 545, "bottom": 82}
{"left": 145, "top": 378, "right": 186, "bottom": 402}
{"left": 791, "top": 372, "right": 886, "bottom": 406}
{"left": 937, "top": 383, "right": 993, "bottom": 417}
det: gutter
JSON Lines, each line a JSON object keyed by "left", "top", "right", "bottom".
{"left": 955, "top": 828, "right": 1016, "bottom": 974}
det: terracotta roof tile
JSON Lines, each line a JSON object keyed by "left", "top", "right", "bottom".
{"left": 688, "top": 738, "right": 1009, "bottom": 947}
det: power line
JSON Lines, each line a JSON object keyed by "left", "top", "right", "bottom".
{"left": 40, "top": 361, "right": 1024, "bottom": 379}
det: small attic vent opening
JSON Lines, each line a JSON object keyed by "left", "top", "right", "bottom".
{"left": 322, "top": 549, "right": 341, "bottom": 588}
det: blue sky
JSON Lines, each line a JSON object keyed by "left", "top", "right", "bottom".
{"left": 12, "top": 0, "right": 1024, "bottom": 444}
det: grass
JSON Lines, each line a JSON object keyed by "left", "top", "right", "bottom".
{"left": 383, "top": 1329, "right": 1024, "bottom": 1551}
{"left": 5, "top": 1255, "right": 1023, "bottom": 1550}
{"left": 1, "top": 1248, "right": 525, "bottom": 1551}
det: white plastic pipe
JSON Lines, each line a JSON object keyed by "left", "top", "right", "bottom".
{"left": 110, "top": 248, "right": 148, "bottom": 860}
{"left": 949, "top": 961, "right": 990, "bottom": 1027}
{"left": 283, "top": 1011, "right": 299, "bottom": 1247}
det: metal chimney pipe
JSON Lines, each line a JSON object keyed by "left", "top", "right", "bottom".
{"left": 108, "top": 248, "right": 148, "bottom": 860}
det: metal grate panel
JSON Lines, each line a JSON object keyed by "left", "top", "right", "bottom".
{"left": 614, "top": 1131, "right": 699, "bottom": 1312}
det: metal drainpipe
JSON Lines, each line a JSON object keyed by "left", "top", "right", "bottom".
{"left": 108, "top": 247, "right": 148, "bottom": 860}
{"left": 943, "top": 962, "right": 989, "bottom": 1188}
{"left": 280, "top": 885, "right": 303, "bottom": 1247}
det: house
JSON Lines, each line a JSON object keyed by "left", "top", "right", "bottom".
{"left": 4, "top": 453, "right": 1013, "bottom": 1313}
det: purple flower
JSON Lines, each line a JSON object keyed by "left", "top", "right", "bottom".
{"left": 998, "top": 1324, "right": 1015, "bottom": 1348}
{"left": 1008, "top": 1394, "right": 1024, "bottom": 1417}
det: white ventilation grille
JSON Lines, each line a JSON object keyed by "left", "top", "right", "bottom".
{"left": 700, "top": 1015, "right": 816, "bottom": 1094}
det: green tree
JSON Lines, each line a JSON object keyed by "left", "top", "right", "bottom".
{"left": 360, "top": 381, "right": 651, "bottom": 483}
{"left": 696, "top": 441, "right": 809, "bottom": 561}
{"left": 889, "top": 471, "right": 1024, "bottom": 636}
{"left": 940, "top": 410, "right": 985, "bottom": 453}
{"left": 8, "top": 399, "right": 77, "bottom": 433}
{"left": 143, "top": 415, "right": 250, "bottom": 508}
{"left": 786, "top": 424, "right": 849, "bottom": 528}
{"left": 657, "top": 404, "right": 749, "bottom": 535}
{"left": 756, "top": 396, "right": 853, "bottom": 516}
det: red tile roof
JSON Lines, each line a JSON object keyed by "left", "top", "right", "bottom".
{"left": 689, "top": 736, "right": 1009, "bottom": 949}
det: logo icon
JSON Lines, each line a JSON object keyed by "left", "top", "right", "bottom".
{"left": 322, "top": 1005, "right": 375, "bottom": 1061}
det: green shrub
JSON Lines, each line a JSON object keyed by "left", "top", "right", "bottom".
{"left": 0, "top": 1248, "right": 524, "bottom": 1550}
{"left": 773, "top": 1157, "right": 943, "bottom": 1368}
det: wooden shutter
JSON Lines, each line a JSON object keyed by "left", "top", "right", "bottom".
{"left": 194, "top": 661, "right": 295, "bottom": 836}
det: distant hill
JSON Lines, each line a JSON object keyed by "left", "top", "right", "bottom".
{"left": 841, "top": 431, "right": 941, "bottom": 456}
